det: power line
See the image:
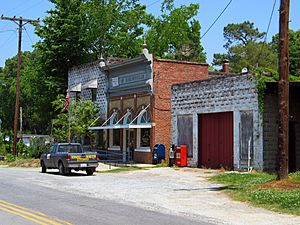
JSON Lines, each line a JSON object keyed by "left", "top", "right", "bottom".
{"left": 0, "top": 31, "right": 16, "bottom": 48}
{"left": 201, "top": 0, "right": 233, "bottom": 39}
{"left": 256, "top": 0, "right": 277, "bottom": 66}
{"left": 0, "top": 29, "right": 16, "bottom": 33}
{"left": 264, "top": 0, "right": 277, "bottom": 42}
{"left": 24, "top": 27, "right": 34, "bottom": 45}
{"left": 147, "top": 0, "right": 161, "bottom": 8}
{"left": 4, "top": 0, "right": 45, "bottom": 16}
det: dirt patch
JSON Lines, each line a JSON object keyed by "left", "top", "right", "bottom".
{"left": 259, "top": 180, "right": 300, "bottom": 190}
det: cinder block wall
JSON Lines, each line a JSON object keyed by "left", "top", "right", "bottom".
{"left": 152, "top": 59, "right": 208, "bottom": 160}
{"left": 171, "top": 75, "right": 263, "bottom": 169}
{"left": 264, "top": 84, "right": 300, "bottom": 171}
{"left": 263, "top": 91, "right": 278, "bottom": 171}
{"left": 68, "top": 61, "right": 107, "bottom": 117}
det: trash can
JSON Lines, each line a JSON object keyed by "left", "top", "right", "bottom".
{"left": 153, "top": 144, "right": 165, "bottom": 164}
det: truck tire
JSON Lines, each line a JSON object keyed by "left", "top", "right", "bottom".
{"left": 59, "top": 162, "right": 66, "bottom": 175}
{"left": 41, "top": 161, "right": 47, "bottom": 173}
{"left": 86, "top": 168, "right": 94, "bottom": 176}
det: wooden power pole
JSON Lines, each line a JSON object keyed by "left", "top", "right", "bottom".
{"left": 277, "top": 0, "right": 290, "bottom": 180}
{"left": 0, "top": 16, "right": 40, "bottom": 156}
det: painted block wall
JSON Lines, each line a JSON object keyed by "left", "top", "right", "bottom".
{"left": 171, "top": 74, "right": 263, "bottom": 169}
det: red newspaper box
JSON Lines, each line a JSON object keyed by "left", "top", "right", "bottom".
{"left": 175, "top": 145, "right": 187, "bottom": 167}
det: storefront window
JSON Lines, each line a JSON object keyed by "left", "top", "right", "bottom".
{"left": 113, "top": 129, "right": 120, "bottom": 146}
{"left": 91, "top": 89, "right": 97, "bottom": 102}
{"left": 140, "top": 128, "right": 150, "bottom": 147}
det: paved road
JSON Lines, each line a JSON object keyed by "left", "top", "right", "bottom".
{"left": 0, "top": 168, "right": 213, "bottom": 225}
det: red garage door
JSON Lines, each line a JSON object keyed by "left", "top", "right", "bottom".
{"left": 198, "top": 112, "right": 233, "bottom": 169}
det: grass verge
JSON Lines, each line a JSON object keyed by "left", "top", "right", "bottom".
{"left": 0, "top": 158, "right": 40, "bottom": 167}
{"left": 97, "top": 166, "right": 147, "bottom": 173}
{"left": 211, "top": 171, "right": 300, "bottom": 215}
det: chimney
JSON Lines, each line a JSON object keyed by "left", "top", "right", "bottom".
{"left": 222, "top": 59, "right": 230, "bottom": 74}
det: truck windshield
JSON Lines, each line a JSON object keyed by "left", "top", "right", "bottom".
{"left": 58, "top": 145, "right": 83, "bottom": 153}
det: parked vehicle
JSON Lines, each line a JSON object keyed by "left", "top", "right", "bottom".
{"left": 40, "top": 143, "right": 99, "bottom": 176}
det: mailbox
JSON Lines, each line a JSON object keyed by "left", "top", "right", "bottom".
{"left": 175, "top": 145, "right": 187, "bottom": 167}
{"left": 153, "top": 144, "right": 165, "bottom": 164}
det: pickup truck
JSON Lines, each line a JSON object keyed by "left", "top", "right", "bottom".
{"left": 40, "top": 143, "right": 99, "bottom": 176}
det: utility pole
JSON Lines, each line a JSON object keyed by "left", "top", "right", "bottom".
{"left": 0, "top": 16, "right": 40, "bottom": 156}
{"left": 277, "top": 0, "right": 290, "bottom": 180}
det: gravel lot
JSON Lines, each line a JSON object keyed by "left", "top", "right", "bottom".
{"left": 26, "top": 166, "right": 300, "bottom": 225}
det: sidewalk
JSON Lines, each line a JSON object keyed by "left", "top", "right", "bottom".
{"left": 95, "top": 162, "right": 156, "bottom": 172}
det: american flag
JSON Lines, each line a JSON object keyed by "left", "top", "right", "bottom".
{"left": 63, "top": 94, "right": 69, "bottom": 111}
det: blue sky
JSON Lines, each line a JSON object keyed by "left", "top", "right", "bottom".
{"left": 1, "top": 0, "right": 299, "bottom": 67}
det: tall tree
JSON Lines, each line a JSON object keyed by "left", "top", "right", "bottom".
{"left": 146, "top": 0, "right": 206, "bottom": 62}
{"left": 0, "top": 51, "right": 54, "bottom": 133}
{"left": 82, "top": 0, "right": 150, "bottom": 59}
{"left": 213, "top": 21, "right": 277, "bottom": 73}
{"left": 35, "top": 0, "right": 86, "bottom": 84}
{"left": 271, "top": 29, "right": 300, "bottom": 77}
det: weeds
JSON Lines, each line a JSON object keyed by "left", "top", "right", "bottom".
{"left": 211, "top": 171, "right": 300, "bottom": 215}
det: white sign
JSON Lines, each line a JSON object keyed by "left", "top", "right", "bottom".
{"left": 111, "top": 77, "right": 119, "bottom": 87}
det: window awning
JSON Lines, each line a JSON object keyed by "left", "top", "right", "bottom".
{"left": 82, "top": 79, "right": 97, "bottom": 89}
{"left": 89, "top": 124, "right": 129, "bottom": 130}
{"left": 89, "top": 123, "right": 152, "bottom": 130}
{"left": 70, "top": 83, "right": 82, "bottom": 92}
{"left": 128, "top": 124, "right": 152, "bottom": 129}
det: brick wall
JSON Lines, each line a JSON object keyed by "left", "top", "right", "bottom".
{"left": 152, "top": 59, "right": 209, "bottom": 160}
{"left": 171, "top": 74, "right": 263, "bottom": 169}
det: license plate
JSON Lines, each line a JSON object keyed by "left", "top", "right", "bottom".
{"left": 80, "top": 163, "right": 87, "bottom": 167}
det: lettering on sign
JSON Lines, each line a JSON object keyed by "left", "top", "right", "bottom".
{"left": 111, "top": 77, "right": 119, "bottom": 87}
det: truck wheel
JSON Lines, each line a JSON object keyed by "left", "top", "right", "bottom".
{"left": 58, "top": 162, "right": 66, "bottom": 175}
{"left": 86, "top": 168, "right": 94, "bottom": 176}
{"left": 41, "top": 161, "right": 47, "bottom": 173}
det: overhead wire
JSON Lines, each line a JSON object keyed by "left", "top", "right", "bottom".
{"left": 24, "top": 27, "right": 34, "bottom": 46}
{"left": 0, "top": 31, "right": 16, "bottom": 49}
{"left": 0, "top": 30, "right": 16, "bottom": 33}
{"left": 201, "top": 0, "right": 233, "bottom": 39}
{"left": 264, "top": 0, "right": 277, "bottom": 43}
{"left": 256, "top": 0, "right": 277, "bottom": 67}
{"left": 147, "top": 0, "right": 161, "bottom": 8}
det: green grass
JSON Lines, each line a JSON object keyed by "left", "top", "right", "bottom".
{"left": 97, "top": 166, "right": 147, "bottom": 173}
{"left": 211, "top": 171, "right": 300, "bottom": 215}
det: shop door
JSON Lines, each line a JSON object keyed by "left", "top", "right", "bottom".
{"left": 125, "top": 129, "right": 134, "bottom": 161}
{"left": 198, "top": 112, "right": 233, "bottom": 169}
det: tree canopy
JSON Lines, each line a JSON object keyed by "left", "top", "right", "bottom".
{"left": 213, "top": 21, "right": 277, "bottom": 73}
{"left": 146, "top": 0, "right": 206, "bottom": 62}
{"left": 271, "top": 29, "right": 300, "bottom": 77}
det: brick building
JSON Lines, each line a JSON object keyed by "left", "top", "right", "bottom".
{"left": 69, "top": 47, "right": 208, "bottom": 163}
{"left": 171, "top": 74, "right": 300, "bottom": 171}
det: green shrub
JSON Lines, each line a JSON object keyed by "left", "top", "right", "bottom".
{"left": 6, "top": 153, "right": 16, "bottom": 162}
{"left": 26, "top": 144, "right": 50, "bottom": 158}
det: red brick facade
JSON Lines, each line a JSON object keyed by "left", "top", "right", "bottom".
{"left": 151, "top": 59, "right": 208, "bottom": 161}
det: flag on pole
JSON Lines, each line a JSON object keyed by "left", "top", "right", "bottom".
{"left": 63, "top": 94, "right": 69, "bottom": 111}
